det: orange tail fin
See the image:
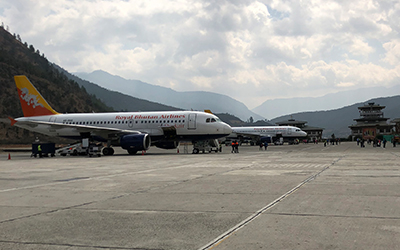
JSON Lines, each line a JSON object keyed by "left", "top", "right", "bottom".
{"left": 14, "top": 76, "right": 59, "bottom": 117}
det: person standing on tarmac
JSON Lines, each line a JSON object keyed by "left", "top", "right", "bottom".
{"left": 231, "top": 141, "right": 235, "bottom": 153}
{"left": 235, "top": 140, "right": 239, "bottom": 153}
{"left": 264, "top": 141, "right": 268, "bottom": 150}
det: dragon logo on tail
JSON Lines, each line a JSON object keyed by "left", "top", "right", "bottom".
{"left": 20, "top": 87, "right": 45, "bottom": 109}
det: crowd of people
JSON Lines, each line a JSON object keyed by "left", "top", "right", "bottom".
{"left": 356, "top": 138, "right": 394, "bottom": 148}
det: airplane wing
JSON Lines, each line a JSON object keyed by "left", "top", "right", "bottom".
{"left": 12, "top": 119, "right": 144, "bottom": 137}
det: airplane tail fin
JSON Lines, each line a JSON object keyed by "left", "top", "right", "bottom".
{"left": 14, "top": 75, "right": 59, "bottom": 117}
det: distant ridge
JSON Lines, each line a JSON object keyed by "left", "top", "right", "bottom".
{"left": 270, "top": 96, "right": 400, "bottom": 138}
{"left": 253, "top": 85, "right": 400, "bottom": 119}
{"left": 75, "top": 70, "right": 264, "bottom": 121}
{"left": 55, "top": 66, "right": 182, "bottom": 112}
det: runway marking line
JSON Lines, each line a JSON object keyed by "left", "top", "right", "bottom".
{"left": 198, "top": 156, "right": 344, "bottom": 250}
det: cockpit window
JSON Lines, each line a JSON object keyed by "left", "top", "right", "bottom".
{"left": 206, "top": 118, "right": 211, "bottom": 123}
{"left": 211, "top": 118, "right": 216, "bottom": 122}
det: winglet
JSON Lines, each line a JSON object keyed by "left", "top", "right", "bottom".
{"left": 8, "top": 117, "right": 17, "bottom": 126}
{"left": 14, "top": 75, "right": 59, "bottom": 117}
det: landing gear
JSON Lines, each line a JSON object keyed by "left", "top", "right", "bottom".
{"left": 102, "top": 147, "right": 115, "bottom": 156}
{"left": 127, "top": 149, "right": 138, "bottom": 155}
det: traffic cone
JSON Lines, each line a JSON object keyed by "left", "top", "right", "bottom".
{"left": 8, "top": 153, "right": 11, "bottom": 160}
{"left": 142, "top": 150, "right": 145, "bottom": 155}
{"left": 177, "top": 148, "right": 179, "bottom": 153}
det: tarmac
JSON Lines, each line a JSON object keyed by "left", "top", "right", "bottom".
{"left": 0, "top": 141, "right": 400, "bottom": 250}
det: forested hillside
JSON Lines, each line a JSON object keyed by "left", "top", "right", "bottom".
{"left": 0, "top": 26, "right": 112, "bottom": 143}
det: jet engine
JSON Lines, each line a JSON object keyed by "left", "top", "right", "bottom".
{"left": 120, "top": 134, "right": 151, "bottom": 153}
{"left": 153, "top": 140, "right": 179, "bottom": 149}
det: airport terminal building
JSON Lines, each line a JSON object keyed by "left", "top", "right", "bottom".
{"left": 349, "top": 102, "right": 393, "bottom": 140}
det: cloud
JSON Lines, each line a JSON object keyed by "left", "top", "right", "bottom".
{"left": 1, "top": 0, "right": 400, "bottom": 109}
{"left": 382, "top": 39, "right": 400, "bottom": 65}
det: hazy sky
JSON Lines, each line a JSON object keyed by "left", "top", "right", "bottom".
{"left": 1, "top": 0, "right": 400, "bottom": 109}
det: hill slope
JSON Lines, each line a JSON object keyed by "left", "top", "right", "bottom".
{"left": 0, "top": 27, "right": 112, "bottom": 143}
{"left": 253, "top": 85, "right": 400, "bottom": 119}
{"left": 270, "top": 96, "right": 400, "bottom": 138}
{"left": 75, "top": 70, "right": 264, "bottom": 121}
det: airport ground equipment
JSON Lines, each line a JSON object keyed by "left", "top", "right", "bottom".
{"left": 57, "top": 142, "right": 87, "bottom": 156}
{"left": 31, "top": 142, "right": 55, "bottom": 157}
{"left": 192, "top": 139, "right": 221, "bottom": 154}
{"left": 57, "top": 140, "right": 103, "bottom": 157}
{"left": 88, "top": 144, "right": 102, "bottom": 157}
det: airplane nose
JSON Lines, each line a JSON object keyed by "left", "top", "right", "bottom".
{"left": 223, "top": 123, "right": 233, "bottom": 135}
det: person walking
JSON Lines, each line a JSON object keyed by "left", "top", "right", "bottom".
{"left": 264, "top": 141, "right": 268, "bottom": 150}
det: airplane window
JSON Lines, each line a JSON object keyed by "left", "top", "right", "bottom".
{"left": 175, "top": 120, "right": 177, "bottom": 123}
{"left": 135, "top": 121, "right": 138, "bottom": 124}
{"left": 211, "top": 118, "right": 216, "bottom": 122}
{"left": 206, "top": 118, "right": 210, "bottom": 123}
{"left": 141, "top": 121, "right": 143, "bottom": 123}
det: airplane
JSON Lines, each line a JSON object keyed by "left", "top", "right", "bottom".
{"left": 227, "top": 126, "right": 307, "bottom": 145}
{"left": 8, "top": 75, "right": 232, "bottom": 155}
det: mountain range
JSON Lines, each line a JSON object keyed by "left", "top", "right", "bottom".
{"left": 270, "top": 96, "right": 400, "bottom": 138}
{"left": 75, "top": 70, "right": 264, "bottom": 122}
{"left": 253, "top": 85, "right": 400, "bottom": 120}
{"left": 75, "top": 70, "right": 400, "bottom": 138}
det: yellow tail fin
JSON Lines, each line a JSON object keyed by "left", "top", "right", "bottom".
{"left": 14, "top": 75, "right": 59, "bottom": 117}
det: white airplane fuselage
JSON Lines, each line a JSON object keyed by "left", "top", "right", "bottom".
{"left": 11, "top": 75, "right": 232, "bottom": 155}
{"left": 15, "top": 111, "right": 232, "bottom": 143}
{"left": 228, "top": 126, "right": 307, "bottom": 142}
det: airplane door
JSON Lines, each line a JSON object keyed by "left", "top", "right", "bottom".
{"left": 288, "top": 128, "right": 292, "bottom": 135}
{"left": 188, "top": 113, "right": 197, "bottom": 130}
{"left": 48, "top": 116, "right": 56, "bottom": 123}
